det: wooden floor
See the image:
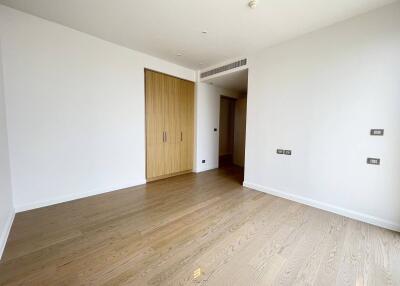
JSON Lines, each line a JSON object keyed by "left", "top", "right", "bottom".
{"left": 1, "top": 166, "right": 399, "bottom": 285}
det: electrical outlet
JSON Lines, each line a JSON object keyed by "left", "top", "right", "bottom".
{"left": 367, "top": 158, "right": 380, "bottom": 165}
{"left": 214, "top": 128, "right": 218, "bottom": 132}
{"left": 202, "top": 160, "right": 206, "bottom": 163}
{"left": 277, "top": 149, "right": 284, "bottom": 154}
{"left": 370, "top": 129, "right": 384, "bottom": 136}
{"left": 284, "top": 150, "right": 292, "bottom": 155}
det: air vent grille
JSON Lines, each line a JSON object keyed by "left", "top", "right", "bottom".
{"left": 200, "top": 59, "right": 247, "bottom": 79}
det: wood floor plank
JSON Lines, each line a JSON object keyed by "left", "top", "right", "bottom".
{"left": 0, "top": 166, "right": 399, "bottom": 285}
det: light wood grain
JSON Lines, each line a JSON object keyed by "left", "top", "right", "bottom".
{"left": 180, "top": 79, "right": 195, "bottom": 171}
{"left": 145, "top": 70, "right": 194, "bottom": 180}
{"left": 0, "top": 165, "right": 399, "bottom": 285}
{"left": 146, "top": 70, "right": 166, "bottom": 178}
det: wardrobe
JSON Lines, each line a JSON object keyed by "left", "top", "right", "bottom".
{"left": 145, "top": 69, "right": 195, "bottom": 181}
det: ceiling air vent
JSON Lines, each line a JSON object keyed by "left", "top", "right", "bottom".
{"left": 200, "top": 59, "right": 247, "bottom": 79}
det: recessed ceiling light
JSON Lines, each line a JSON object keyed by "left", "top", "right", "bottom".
{"left": 177, "top": 53, "right": 183, "bottom": 57}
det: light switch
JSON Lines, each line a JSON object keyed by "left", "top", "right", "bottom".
{"left": 370, "top": 129, "right": 384, "bottom": 136}
{"left": 367, "top": 158, "right": 380, "bottom": 165}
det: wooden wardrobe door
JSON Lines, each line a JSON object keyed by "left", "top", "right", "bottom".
{"left": 186, "top": 81, "right": 195, "bottom": 171}
{"left": 163, "top": 75, "right": 181, "bottom": 175}
{"left": 177, "top": 79, "right": 186, "bottom": 171}
{"left": 179, "top": 80, "right": 194, "bottom": 171}
{"left": 146, "top": 70, "right": 194, "bottom": 180}
{"left": 145, "top": 70, "right": 166, "bottom": 179}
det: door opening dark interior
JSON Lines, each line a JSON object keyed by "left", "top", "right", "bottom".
{"left": 218, "top": 95, "right": 247, "bottom": 168}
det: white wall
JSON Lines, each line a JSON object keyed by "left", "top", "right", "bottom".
{"left": 233, "top": 97, "right": 247, "bottom": 167}
{"left": 244, "top": 3, "right": 400, "bottom": 231}
{"left": 0, "top": 5, "right": 195, "bottom": 211}
{"left": 0, "top": 41, "right": 14, "bottom": 259}
{"left": 194, "top": 82, "right": 240, "bottom": 172}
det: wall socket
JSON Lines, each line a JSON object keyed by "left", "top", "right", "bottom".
{"left": 277, "top": 149, "right": 292, "bottom": 155}
{"left": 367, "top": 158, "right": 380, "bottom": 165}
{"left": 370, "top": 129, "right": 384, "bottom": 136}
{"left": 202, "top": 160, "right": 206, "bottom": 163}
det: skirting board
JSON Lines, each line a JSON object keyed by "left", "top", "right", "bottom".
{"left": 243, "top": 181, "right": 400, "bottom": 232}
{"left": 15, "top": 180, "right": 147, "bottom": 213}
{"left": 0, "top": 209, "right": 15, "bottom": 260}
{"left": 194, "top": 165, "right": 219, "bottom": 173}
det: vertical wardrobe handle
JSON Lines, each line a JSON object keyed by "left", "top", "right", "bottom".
{"left": 162, "top": 131, "right": 165, "bottom": 142}
{"left": 181, "top": 131, "right": 183, "bottom": 141}
{"left": 165, "top": 132, "right": 167, "bottom": 142}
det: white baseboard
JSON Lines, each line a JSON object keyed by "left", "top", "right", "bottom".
{"left": 15, "top": 180, "right": 147, "bottom": 213}
{"left": 194, "top": 165, "right": 218, "bottom": 173}
{"left": 0, "top": 208, "right": 15, "bottom": 260}
{"left": 243, "top": 181, "right": 400, "bottom": 232}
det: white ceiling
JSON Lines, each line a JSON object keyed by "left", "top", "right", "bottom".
{"left": 204, "top": 69, "right": 248, "bottom": 94}
{"left": 0, "top": 0, "right": 396, "bottom": 70}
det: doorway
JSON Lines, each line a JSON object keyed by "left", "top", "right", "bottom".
{"left": 218, "top": 95, "right": 247, "bottom": 169}
{"left": 219, "top": 96, "right": 235, "bottom": 166}
{"left": 202, "top": 68, "right": 248, "bottom": 181}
